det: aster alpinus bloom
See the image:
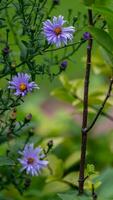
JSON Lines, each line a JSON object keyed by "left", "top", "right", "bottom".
{"left": 8, "top": 73, "right": 39, "bottom": 96}
{"left": 18, "top": 144, "right": 48, "bottom": 176}
{"left": 43, "top": 15, "right": 75, "bottom": 47}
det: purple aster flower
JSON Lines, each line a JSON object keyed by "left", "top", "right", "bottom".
{"left": 83, "top": 32, "right": 90, "bottom": 40}
{"left": 43, "top": 15, "right": 75, "bottom": 47}
{"left": 18, "top": 144, "right": 48, "bottom": 176}
{"left": 8, "top": 73, "right": 39, "bottom": 96}
{"left": 60, "top": 60, "right": 68, "bottom": 70}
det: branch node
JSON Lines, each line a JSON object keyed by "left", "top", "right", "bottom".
{"left": 82, "top": 128, "right": 87, "bottom": 134}
{"left": 78, "top": 177, "right": 84, "bottom": 183}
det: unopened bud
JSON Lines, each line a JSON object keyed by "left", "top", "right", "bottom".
{"left": 10, "top": 109, "right": 16, "bottom": 120}
{"left": 60, "top": 61, "right": 68, "bottom": 71}
{"left": 52, "top": 0, "right": 60, "bottom": 5}
{"left": 24, "top": 113, "right": 32, "bottom": 123}
{"left": 47, "top": 140, "right": 53, "bottom": 149}
{"left": 83, "top": 32, "right": 90, "bottom": 40}
{"left": 2, "top": 47, "right": 10, "bottom": 56}
{"left": 11, "top": 61, "right": 16, "bottom": 68}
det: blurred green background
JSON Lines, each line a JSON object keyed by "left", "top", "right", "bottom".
{"left": 1, "top": 0, "right": 113, "bottom": 200}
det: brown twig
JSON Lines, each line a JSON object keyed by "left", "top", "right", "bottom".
{"left": 78, "top": 9, "right": 93, "bottom": 194}
{"left": 78, "top": 9, "right": 113, "bottom": 195}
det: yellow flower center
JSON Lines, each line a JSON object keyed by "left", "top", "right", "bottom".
{"left": 54, "top": 27, "right": 62, "bottom": 35}
{"left": 27, "top": 157, "right": 34, "bottom": 164}
{"left": 19, "top": 83, "right": 27, "bottom": 91}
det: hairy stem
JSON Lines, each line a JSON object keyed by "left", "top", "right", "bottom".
{"left": 78, "top": 9, "right": 93, "bottom": 194}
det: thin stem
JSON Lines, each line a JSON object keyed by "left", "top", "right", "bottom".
{"left": 86, "top": 78, "right": 113, "bottom": 133}
{"left": 44, "top": 41, "right": 82, "bottom": 53}
{"left": 78, "top": 9, "right": 93, "bottom": 194}
{"left": 92, "top": 184, "right": 97, "bottom": 200}
{"left": 0, "top": 41, "right": 84, "bottom": 79}
{"left": 72, "top": 94, "right": 113, "bottom": 122}
{"left": 0, "top": 0, "right": 13, "bottom": 11}
{"left": 46, "top": 4, "right": 54, "bottom": 18}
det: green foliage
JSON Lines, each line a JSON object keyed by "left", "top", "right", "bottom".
{"left": 1, "top": 0, "right": 113, "bottom": 199}
{"left": 0, "top": 156, "right": 15, "bottom": 166}
{"left": 52, "top": 74, "right": 113, "bottom": 115}
{"left": 86, "top": 164, "right": 95, "bottom": 176}
{"left": 94, "top": 0, "right": 113, "bottom": 9}
{"left": 47, "top": 154, "right": 64, "bottom": 181}
{"left": 58, "top": 190, "right": 91, "bottom": 200}
{"left": 89, "top": 27, "right": 113, "bottom": 56}
{"left": 82, "top": 0, "right": 113, "bottom": 9}
{"left": 64, "top": 151, "right": 80, "bottom": 170}
{"left": 82, "top": 0, "right": 95, "bottom": 6}
{"left": 91, "top": 0, "right": 113, "bottom": 39}
{"left": 96, "top": 168, "right": 113, "bottom": 199}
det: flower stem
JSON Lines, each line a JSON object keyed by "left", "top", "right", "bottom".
{"left": 78, "top": 9, "right": 93, "bottom": 194}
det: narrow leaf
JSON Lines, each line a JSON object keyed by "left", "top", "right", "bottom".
{"left": 89, "top": 27, "right": 113, "bottom": 55}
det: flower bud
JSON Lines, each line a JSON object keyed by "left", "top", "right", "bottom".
{"left": 83, "top": 32, "right": 90, "bottom": 40}
{"left": 11, "top": 61, "right": 16, "bottom": 68}
{"left": 24, "top": 113, "right": 32, "bottom": 123}
{"left": 60, "top": 61, "right": 68, "bottom": 71}
{"left": 47, "top": 140, "right": 53, "bottom": 149}
{"left": 52, "top": 0, "right": 60, "bottom": 5}
{"left": 10, "top": 109, "right": 16, "bottom": 120}
{"left": 2, "top": 47, "right": 10, "bottom": 56}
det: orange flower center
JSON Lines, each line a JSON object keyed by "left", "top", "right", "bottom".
{"left": 27, "top": 157, "right": 34, "bottom": 164}
{"left": 19, "top": 83, "right": 27, "bottom": 91}
{"left": 54, "top": 27, "right": 62, "bottom": 35}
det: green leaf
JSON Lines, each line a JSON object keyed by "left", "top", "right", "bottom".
{"left": 82, "top": 0, "right": 95, "bottom": 6}
{"left": 51, "top": 88, "right": 74, "bottom": 103}
{"left": 94, "top": 0, "right": 113, "bottom": 10}
{"left": 0, "top": 156, "right": 15, "bottom": 166}
{"left": 50, "top": 195, "right": 61, "bottom": 200}
{"left": 64, "top": 151, "right": 80, "bottom": 170}
{"left": 58, "top": 191, "right": 91, "bottom": 200}
{"left": 92, "top": 0, "right": 113, "bottom": 38}
{"left": 63, "top": 172, "right": 79, "bottom": 187}
{"left": 89, "top": 27, "right": 113, "bottom": 56}
{"left": 59, "top": 75, "right": 71, "bottom": 90}
{"left": 92, "top": 6, "right": 113, "bottom": 39}
{"left": 86, "top": 164, "right": 95, "bottom": 175}
{"left": 96, "top": 168, "right": 113, "bottom": 199}
{"left": 99, "top": 47, "right": 113, "bottom": 67}
{"left": 70, "top": 79, "right": 84, "bottom": 95}
{"left": 43, "top": 181, "right": 70, "bottom": 195}
{"left": 20, "top": 42, "right": 28, "bottom": 61}
{"left": 47, "top": 154, "right": 64, "bottom": 181}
